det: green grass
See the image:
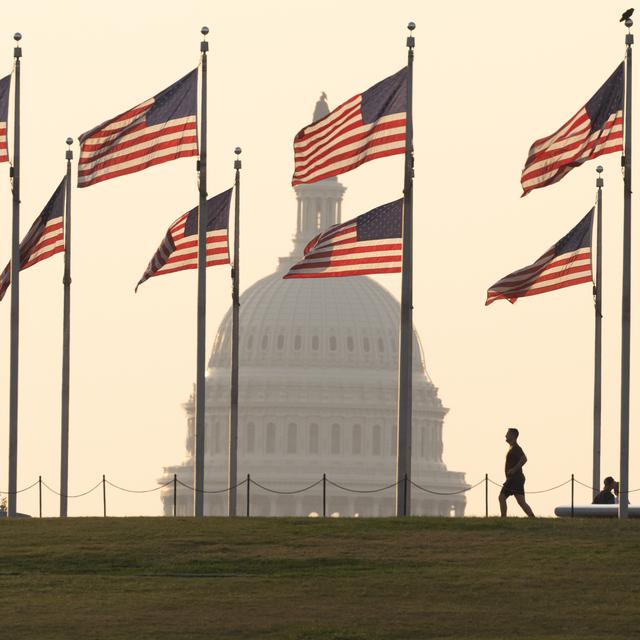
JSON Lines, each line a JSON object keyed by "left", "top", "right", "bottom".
{"left": 0, "top": 517, "right": 638, "bottom": 639}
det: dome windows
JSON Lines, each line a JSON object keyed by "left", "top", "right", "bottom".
{"left": 352, "top": 424, "right": 362, "bottom": 455}
{"left": 309, "top": 423, "right": 319, "bottom": 454}
{"left": 363, "top": 337, "right": 370, "bottom": 352}
{"left": 347, "top": 336, "right": 354, "bottom": 352}
{"left": 377, "top": 338, "right": 385, "bottom": 353}
{"left": 330, "top": 424, "right": 341, "bottom": 454}
{"left": 277, "top": 335, "right": 285, "bottom": 350}
{"left": 372, "top": 425, "right": 382, "bottom": 455}
{"left": 287, "top": 423, "right": 297, "bottom": 453}
{"left": 266, "top": 423, "right": 276, "bottom": 453}
{"left": 294, "top": 335, "right": 302, "bottom": 351}
{"left": 246, "top": 422, "right": 255, "bottom": 453}
{"left": 246, "top": 334, "right": 254, "bottom": 350}
{"left": 261, "top": 335, "right": 269, "bottom": 351}
{"left": 312, "top": 335, "right": 320, "bottom": 351}
{"left": 329, "top": 336, "right": 337, "bottom": 351}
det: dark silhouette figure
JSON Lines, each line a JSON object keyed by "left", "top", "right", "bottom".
{"left": 592, "top": 476, "right": 617, "bottom": 504}
{"left": 499, "top": 428, "right": 535, "bottom": 517}
{"left": 621, "top": 8, "right": 634, "bottom": 22}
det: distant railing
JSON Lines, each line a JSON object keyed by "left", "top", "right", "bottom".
{"left": 1, "top": 473, "right": 638, "bottom": 519}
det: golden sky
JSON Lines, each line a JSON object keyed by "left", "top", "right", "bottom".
{"left": 0, "top": 0, "right": 636, "bottom": 516}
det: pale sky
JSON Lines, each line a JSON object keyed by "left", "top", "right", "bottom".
{"left": 0, "top": 0, "right": 637, "bottom": 517}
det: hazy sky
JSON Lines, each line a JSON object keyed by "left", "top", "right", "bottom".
{"left": 0, "top": 0, "right": 637, "bottom": 517}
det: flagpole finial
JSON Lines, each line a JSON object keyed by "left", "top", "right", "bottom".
{"left": 13, "top": 32, "right": 22, "bottom": 58}
{"left": 66, "top": 137, "right": 73, "bottom": 147}
{"left": 596, "top": 165, "right": 604, "bottom": 174}
{"left": 234, "top": 147, "right": 241, "bottom": 170}
{"left": 407, "top": 22, "right": 415, "bottom": 48}
{"left": 66, "top": 137, "right": 73, "bottom": 160}
{"left": 201, "top": 26, "right": 209, "bottom": 53}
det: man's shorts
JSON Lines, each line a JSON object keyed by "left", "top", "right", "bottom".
{"left": 501, "top": 475, "right": 525, "bottom": 497}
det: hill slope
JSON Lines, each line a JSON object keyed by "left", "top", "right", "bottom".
{"left": 0, "top": 517, "right": 637, "bottom": 639}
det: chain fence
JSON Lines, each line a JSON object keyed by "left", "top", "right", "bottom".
{"left": 0, "top": 472, "right": 637, "bottom": 518}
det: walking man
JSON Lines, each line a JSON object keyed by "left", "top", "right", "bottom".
{"left": 499, "top": 427, "right": 535, "bottom": 517}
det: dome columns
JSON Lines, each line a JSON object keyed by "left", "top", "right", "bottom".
{"left": 293, "top": 179, "right": 347, "bottom": 256}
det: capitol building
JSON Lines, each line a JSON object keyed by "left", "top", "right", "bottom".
{"left": 160, "top": 99, "right": 468, "bottom": 517}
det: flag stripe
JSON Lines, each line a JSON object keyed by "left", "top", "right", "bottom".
{"left": 78, "top": 131, "right": 198, "bottom": 179}
{"left": 292, "top": 68, "right": 407, "bottom": 185}
{"left": 0, "top": 74, "right": 9, "bottom": 164}
{"left": 0, "top": 180, "right": 66, "bottom": 301}
{"left": 78, "top": 70, "right": 198, "bottom": 188}
{"left": 284, "top": 199, "right": 403, "bottom": 279}
{"left": 78, "top": 147, "right": 198, "bottom": 188}
{"left": 520, "top": 62, "right": 624, "bottom": 195}
{"left": 136, "top": 189, "right": 232, "bottom": 291}
{"left": 486, "top": 211, "right": 593, "bottom": 306}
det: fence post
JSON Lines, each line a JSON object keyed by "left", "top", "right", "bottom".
{"left": 173, "top": 473, "right": 177, "bottom": 517}
{"left": 322, "top": 473, "right": 326, "bottom": 517}
{"left": 39, "top": 475, "right": 42, "bottom": 518}
{"left": 102, "top": 474, "right": 106, "bottom": 517}
{"left": 246, "top": 474, "right": 250, "bottom": 517}
{"left": 485, "top": 473, "right": 488, "bottom": 517}
{"left": 571, "top": 473, "right": 574, "bottom": 518}
{"left": 403, "top": 473, "right": 408, "bottom": 517}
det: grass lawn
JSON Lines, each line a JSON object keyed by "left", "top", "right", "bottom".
{"left": 0, "top": 516, "right": 638, "bottom": 639}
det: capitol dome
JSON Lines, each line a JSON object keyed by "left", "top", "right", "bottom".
{"left": 160, "top": 99, "right": 468, "bottom": 518}
{"left": 208, "top": 272, "right": 425, "bottom": 374}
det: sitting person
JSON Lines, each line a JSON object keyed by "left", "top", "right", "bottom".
{"left": 592, "top": 476, "right": 617, "bottom": 504}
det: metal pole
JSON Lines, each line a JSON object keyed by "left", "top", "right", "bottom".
{"left": 571, "top": 473, "right": 574, "bottom": 518}
{"left": 402, "top": 472, "right": 408, "bottom": 516}
{"left": 38, "top": 475, "right": 42, "bottom": 518}
{"left": 194, "top": 26, "right": 209, "bottom": 518}
{"left": 60, "top": 138, "right": 73, "bottom": 518}
{"left": 485, "top": 473, "right": 488, "bottom": 517}
{"left": 593, "top": 166, "right": 604, "bottom": 500}
{"left": 228, "top": 147, "right": 242, "bottom": 517}
{"left": 322, "top": 473, "right": 326, "bottom": 517}
{"left": 395, "top": 21, "right": 415, "bottom": 517}
{"left": 102, "top": 474, "right": 106, "bottom": 517}
{"left": 620, "top": 18, "right": 633, "bottom": 519}
{"left": 8, "top": 33, "right": 22, "bottom": 518}
{"left": 246, "top": 473, "right": 250, "bottom": 517}
{"left": 173, "top": 473, "right": 177, "bottom": 517}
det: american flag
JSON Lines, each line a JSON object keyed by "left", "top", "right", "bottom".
{"left": 0, "top": 179, "right": 66, "bottom": 301}
{"left": 292, "top": 68, "right": 407, "bottom": 186}
{"left": 78, "top": 69, "right": 198, "bottom": 188}
{"left": 136, "top": 188, "right": 232, "bottom": 291}
{"left": 486, "top": 209, "right": 593, "bottom": 305}
{"left": 521, "top": 62, "right": 624, "bottom": 196}
{"left": 284, "top": 198, "right": 403, "bottom": 279}
{"left": 0, "top": 74, "right": 10, "bottom": 163}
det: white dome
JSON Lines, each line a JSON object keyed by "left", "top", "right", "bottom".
{"left": 209, "top": 270, "right": 426, "bottom": 374}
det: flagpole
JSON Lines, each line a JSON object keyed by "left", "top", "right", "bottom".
{"left": 592, "top": 166, "right": 603, "bottom": 500}
{"left": 194, "top": 26, "right": 209, "bottom": 518}
{"left": 228, "top": 147, "right": 241, "bottom": 517}
{"left": 60, "top": 137, "right": 73, "bottom": 517}
{"left": 8, "top": 33, "right": 21, "bottom": 518}
{"left": 619, "top": 18, "right": 633, "bottom": 519}
{"left": 395, "top": 22, "right": 415, "bottom": 517}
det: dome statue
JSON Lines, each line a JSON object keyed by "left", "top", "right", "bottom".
{"left": 160, "top": 103, "right": 468, "bottom": 518}
{"left": 312, "top": 92, "right": 330, "bottom": 122}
